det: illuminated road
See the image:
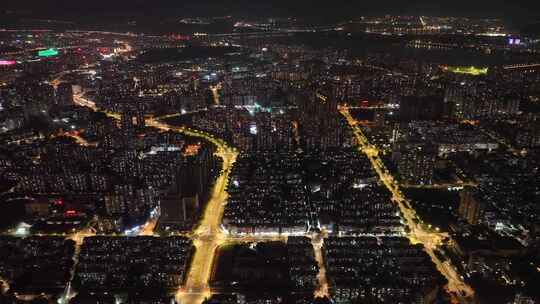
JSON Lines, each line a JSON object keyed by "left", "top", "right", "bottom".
{"left": 292, "top": 121, "right": 301, "bottom": 147}
{"left": 138, "top": 216, "right": 159, "bottom": 236}
{"left": 312, "top": 234, "right": 330, "bottom": 298}
{"left": 420, "top": 16, "right": 427, "bottom": 27}
{"left": 152, "top": 108, "right": 209, "bottom": 121}
{"left": 73, "top": 92, "right": 238, "bottom": 304}
{"left": 73, "top": 94, "right": 99, "bottom": 112}
{"left": 340, "top": 107, "right": 475, "bottom": 303}
{"left": 210, "top": 83, "right": 222, "bottom": 105}
{"left": 67, "top": 133, "right": 95, "bottom": 147}
{"left": 57, "top": 131, "right": 97, "bottom": 147}
{"left": 58, "top": 219, "right": 98, "bottom": 304}
{"left": 401, "top": 182, "right": 478, "bottom": 189}
{"left": 176, "top": 143, "right": 236, "bottom": 304}
{"left": 222, "top": 235, "right": 288, "bottom": 244}
{"left": 50, "top": 71, "right": 70, "bottom": 88}
{"left": 474, "top": 124, "right": 520, "bottom": 156}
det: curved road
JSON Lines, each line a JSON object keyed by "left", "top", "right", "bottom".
{"left": 73, "top": 93, "right": 238, "bottom": 304}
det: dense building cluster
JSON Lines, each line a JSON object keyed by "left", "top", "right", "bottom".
{"left": 0, "top": 103, "right": 221, "bottom": 232}
{"left": 224, "top": 150, "right": 402, "bottom": 235}
{"left": 396, "top": 121, "right": 498, "bottom": 156}
{"left": 191, "top": 106, "right": 297, "bottom": 152}
{"left": 0, "top": 10, "right": 539, "bottom": 304}
{"left": 324, "top": 237, "right": 446, "bottom": 303}
{"left": 224, "top": 151, "right": 308, "bottom": 234}
{"left": 210, "top": 238, "right": 318, "bottom": 303}
{"left": 74, "top": 236, "right": 192, "bottom": 293}
{"left": 0, "top": 236, "right": 75, "bottom": 294}
{"left": 455, "top": 152, "right": 540, "bottom": 245}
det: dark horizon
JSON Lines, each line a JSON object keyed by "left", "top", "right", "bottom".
{"left": 2, "top": 0, "right": 540, "bottom": 21}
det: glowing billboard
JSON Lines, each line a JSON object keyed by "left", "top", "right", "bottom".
{"left": 38, "top": 48, "right": 59, "bottom": 57}
{"left": 0, "top": 60, "right": 16, "bottom": 66}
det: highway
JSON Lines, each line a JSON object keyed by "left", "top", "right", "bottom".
{"left": 340, "top": 107, "right": 475, "bottom": 303}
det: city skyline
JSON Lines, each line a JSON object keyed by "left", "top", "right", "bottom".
{"left": 2, "top": 0, "right": 540, "bottom": 20}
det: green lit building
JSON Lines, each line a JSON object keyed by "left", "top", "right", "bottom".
{"left": 38, "top": 48, "right": 59, "bottom": 58}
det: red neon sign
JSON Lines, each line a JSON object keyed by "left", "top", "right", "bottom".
{"left": 0, "top": 60, "right": 16, "bottom": 66}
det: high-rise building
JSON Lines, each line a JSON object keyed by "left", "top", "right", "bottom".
{"left": 89, "top": 174, "right": 109, "bottom": 192}
{"left": 120, "top": 107, "right": 135, "bottom": 132}
{"left": 105, "top": 184, "right": 157, "bottom": 221}
{"left": 56, "top": 82, "right": 74, "bottom": 106}
{"left": 119, "top": 101, "right": 145, "bottom": 135}
{"left": 136, "top": 102, "right": 146, "bottom": 130}
{"left": 159, "top": 194, "right": 199, "bottom": 230}
{"left": 21, "top": 83, "right": 54, "bottom": 120}
{"left": 445, "top": 82, "right": 521, "bottom": 120}
{"left": 399, "top": 95, "right": 445, "bottom": 122}
{"left": 298, "top": 85, "right": 349, "bottom": 151}
{"left": 394, "top": 142, "right": 437, "bottom": 185}
{"left": 169, "top": 145, "right": 219, "bottom": 205}
{"left": 515, "top": 120, "right": 540, "bottom": 148}
{"left": 458, "top": 188, "right": 484, "bottom": 225}
{"left": 444, "top": 82, "right": 476, "bottom": 120}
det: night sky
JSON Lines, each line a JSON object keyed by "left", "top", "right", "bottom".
{"left": 2, "top": 0, "right": 540, "bottom": 20}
